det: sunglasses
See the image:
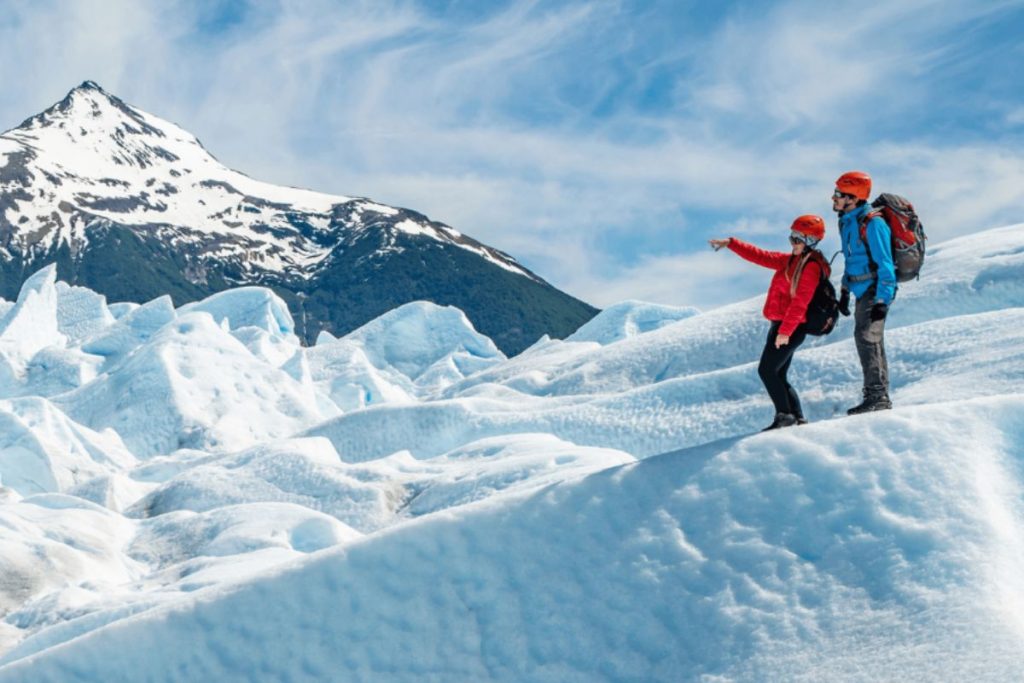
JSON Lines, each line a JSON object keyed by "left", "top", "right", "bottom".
{"left": 833, "top": 190, "right": 855, "bottom": 200}
{"left": 789, "top": 232, "right": 815, "bottom": 246}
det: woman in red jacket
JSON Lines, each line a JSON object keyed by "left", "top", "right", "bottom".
{"left": 710, "top": 215, "right": 829, "bottom": 430}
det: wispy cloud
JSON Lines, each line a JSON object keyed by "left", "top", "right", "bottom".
{"left": 1006, "top": 107, "right": 1024, "bottom": 127}
{"left": 566, "top": 249, "right": 770, "bottom": 310}
{"left": 0, "top": 0, "right": 1021, "bottom": 311}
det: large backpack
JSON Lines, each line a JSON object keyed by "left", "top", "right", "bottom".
{"left": 858, "top": 193, "right": 927, "bottom": 282}
{"left": 801, "top": 251, "right": 839, "bottom": 336}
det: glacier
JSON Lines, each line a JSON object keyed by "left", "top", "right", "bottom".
{"left": 0, "top": 223, "right": 1021, "bottom": 681}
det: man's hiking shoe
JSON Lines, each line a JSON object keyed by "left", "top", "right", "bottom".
{"left": 846, "top": 397, "right": 893, "bottom": 415}
{"left": 762, "top": 412, "right": 798, "bottom": 431}
{"left": 796, "top": 417, "right": 809, "bottom": 425}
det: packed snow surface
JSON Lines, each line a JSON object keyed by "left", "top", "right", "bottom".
{"left": 0, "top": 224, "right": 1022, "bottom": 681}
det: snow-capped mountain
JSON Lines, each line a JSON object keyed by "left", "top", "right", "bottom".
{"left": 0, "top": 81, "right": 597, "bottom": 354}
{"left": 0, "top": 222, "right": 1021, "bottom": 680}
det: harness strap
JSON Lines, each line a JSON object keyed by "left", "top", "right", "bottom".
{"left": 858, "top": 210, "right": 882, "bottom": 273}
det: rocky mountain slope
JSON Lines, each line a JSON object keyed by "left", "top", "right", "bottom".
{"left": 0, "top": 81, "right": 597, "bottom": 354}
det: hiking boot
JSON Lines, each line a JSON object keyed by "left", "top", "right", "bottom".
{"left": 795, "top": 416, "right": 809, "bottom": 425}
{"left": 846, "top": 397, "right": 892, "bottom": 415}
{"left": 762, "top": 412, "right": 798, "bottom": 431}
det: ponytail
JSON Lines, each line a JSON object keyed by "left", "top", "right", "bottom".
{"left": 787, "top": 250, "right": 817, "bottom": 297}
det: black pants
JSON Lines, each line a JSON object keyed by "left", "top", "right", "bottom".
{"left": 758, "top": 321, "right": 807, "bottom": 417}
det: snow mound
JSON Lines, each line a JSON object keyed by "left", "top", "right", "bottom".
{"left": 284, "top": 301, "right": 507, "bottom": 412}
{"left": 0, "top": 225, "right": 1022, "bottom": 679}
{"left": 400, "top": 433, "right": 634, "bottom": 517}
{"left": 0, "top": 494, "right": 141, "bottom": 627}
{"left": 0, "top": 265, "right": 65, "bottom": 370}
{"left": 3, "top": 397, "right": 1021, "bottom": 681}
{"left": 177, "top": 287, "right": 296, "bottom": 340}
{"left": 127, "top": 438, "right": 407, "bottom": 532}
{"left": 106, "top": 302, "right": 138, "bottom": 320}
{"left": 342, "top": 301, "right": 504, "bottom": 387}
{"left": 567, "top": 299, "right": 699, "bottom": 345}
{"left": 129, "top": 503, "right": 361, "bottom": 570}
{"left": 80, "top": 295, "right": 176, "bottom": 367}
{"left": 57, "top": 313, "right": 325, "bottom": 457}
{"left": 22, "top": 346, "right": 104, "bottom": 397}
{"left": 286, "top": 339, "right": 415, "bottom": 412}
{"left": 313, "top": 305, "right": 1024, "bottom": 462}
{"left": 54, "top": 282, "right": 115, "bottom": 345}
{"left": 0, "top": 397, "right": 135, "bottom": 496}
{"left": 187, "top": 288, "right": 306, "bottom": 369}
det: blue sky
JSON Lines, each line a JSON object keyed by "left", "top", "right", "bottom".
{"left": 1, "top": 0, "right": 1022, "bottom": 309}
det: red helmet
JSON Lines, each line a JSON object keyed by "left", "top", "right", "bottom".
{"left": 835, "top": 171, "right": 872, "bottom": 201}
{"left": 790, "top": 214, "right": 825, "bottom": 241}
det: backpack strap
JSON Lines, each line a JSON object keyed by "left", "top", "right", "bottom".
{"left": 858, "top": 210, "right": 883, "bottom": 275}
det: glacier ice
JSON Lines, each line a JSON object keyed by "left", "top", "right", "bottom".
{"left": 0, "top": 223, "right": 1021, "bottom": 680}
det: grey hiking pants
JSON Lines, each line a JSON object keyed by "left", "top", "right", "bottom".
{"left": 854, "top": 291, "right": 889, "bottom": 400}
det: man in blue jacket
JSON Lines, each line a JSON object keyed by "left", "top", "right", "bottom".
{"left": 833, "top": 170, "right": 896, "bottom": 414}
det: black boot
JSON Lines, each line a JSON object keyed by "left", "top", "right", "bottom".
{"left": 846, "top": 396, "right": 893, "bottom": 415}
{"left": 762, "top": 412, "right": 798, "bottom": 431}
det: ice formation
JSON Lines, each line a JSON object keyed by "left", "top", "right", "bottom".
{"left": 0, "top": 224, "right": 1021, "bottom": 680}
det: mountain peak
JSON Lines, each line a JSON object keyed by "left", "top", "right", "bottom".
{"left": 12, "top": 80, "right": 147, "bottom": 136}
{"left": 63, "top": 80, "right": 114, "bottom": 106}
{"left": 58, "top": 80, "right": 108, "bottom": 101}
{"left": 0, "top": 82, "right": 597, "bottom": 354}
{"left": 4, "top": 81, "right": 219, "bottom": 177}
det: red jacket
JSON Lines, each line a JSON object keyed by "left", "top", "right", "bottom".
{"left": 728, "top": 238, "right": 828, "bottom": 337}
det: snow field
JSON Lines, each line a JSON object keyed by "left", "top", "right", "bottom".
{"left": 0, "top": 266, "right": 637, "bottom": 668}
{"left": 0, "top": 222, "right": 1020, "bottom": 680}
{"left": 306, "top": 305, "right": 1024, "bottom": 462}
{"left": 2, "top": 397, "right": 1023, "bottom": 681}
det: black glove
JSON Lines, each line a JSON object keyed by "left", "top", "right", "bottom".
{"left": 870, "top": 303, "right": 888, "bottom": 322}
{"left": 837, "top": 288, "right": 851, "bottom": 317}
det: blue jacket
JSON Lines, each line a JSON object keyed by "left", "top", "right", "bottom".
{"left": 839, "top": 203, "right": 897, "bottom": 305}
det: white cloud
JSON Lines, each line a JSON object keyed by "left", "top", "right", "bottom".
{"left": 685, "top": 0, "right": 1016, "bottom": 133}
{"left": 564, "top": 248, "right": 769, "bottom": 310}
{"left": 869, "top": 143, "right": 1024, "bottom": 242}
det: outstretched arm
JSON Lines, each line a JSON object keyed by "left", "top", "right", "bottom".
{"left": 725, "top": 238, "right": 790, "bottom": 270}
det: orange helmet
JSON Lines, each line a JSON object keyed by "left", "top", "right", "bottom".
{"left": 790, "top": 214, "right": 825, "bottom": 241}
{"left": 835, "top": 171, "right": 872, "bottom": 201}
